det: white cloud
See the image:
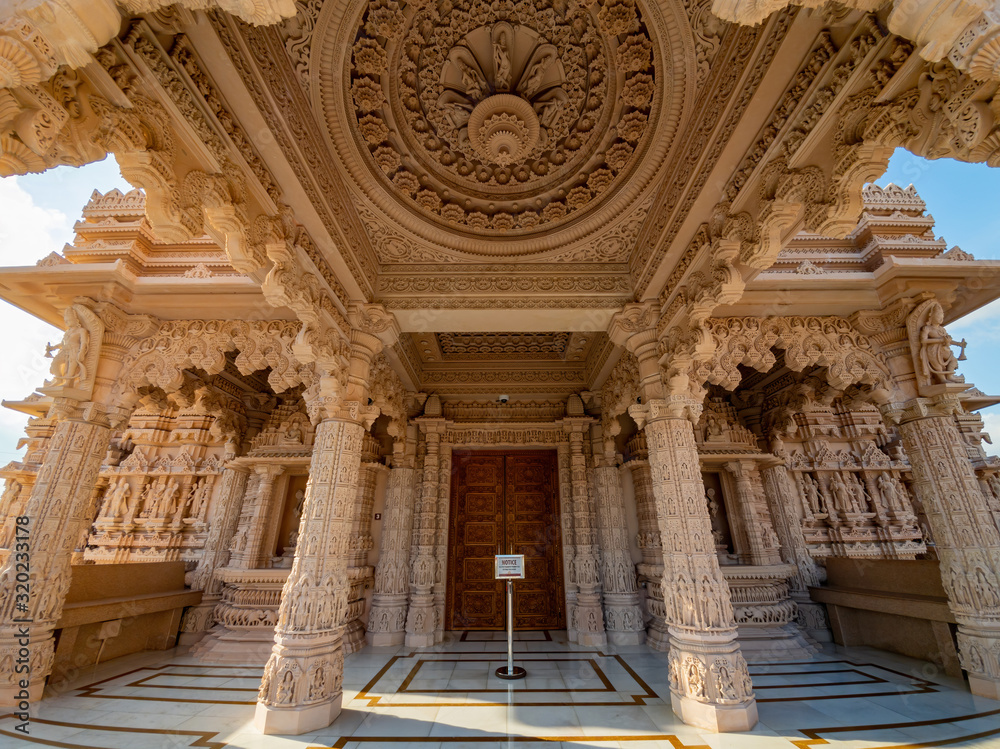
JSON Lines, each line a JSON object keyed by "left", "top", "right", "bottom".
{"left": 0, "top": 161, "right": 133, "bottom": 464}
{"left": 0, "top": 176, "right": 68, "bottom": 462}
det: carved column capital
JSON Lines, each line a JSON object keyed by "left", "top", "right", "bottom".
{"left": 630, "top": 395, "right": 704, "bottom": 428}
{"left": 879, "top": 391, "right": 966, "bottom": 426}
{"left": 608, "top": 302, "right": 660, "bottom": 349}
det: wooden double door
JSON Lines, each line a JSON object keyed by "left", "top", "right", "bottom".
{"left": 446, "top": 450, "right": 565, "bottom": 630}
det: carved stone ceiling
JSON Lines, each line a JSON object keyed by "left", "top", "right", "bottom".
{"left": 398, "top": 330, "right": 613, "bottom": 395}
{"left": 268, "top": 0, "right": 691, "bottom": 270}
{"left": 217, "top": 0, "right": 785, "bottom": 305}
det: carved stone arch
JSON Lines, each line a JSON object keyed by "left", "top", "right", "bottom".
{"left": 114, "top": 320, "right": 311, "bottom": 404}
{"left": 600, "top": 351, "right": 641, "bottom": 452}
{"left": 679, "top": 316, "right": 893, "bottom": 396}
{"left": 367, "top": 352, "right": 407, "bottom": 435}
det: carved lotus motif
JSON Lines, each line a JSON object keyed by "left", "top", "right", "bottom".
{"left": 345, "top": 0, "right": 659, "bottom": 235}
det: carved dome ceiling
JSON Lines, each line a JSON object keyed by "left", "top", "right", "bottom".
{"left": 320, "top": 0, "right": 687, "bottom": 261}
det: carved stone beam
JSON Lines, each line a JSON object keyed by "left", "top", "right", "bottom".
{"left": 0, "top": 0, "right": 296, "bottom": 91}
{"left": 710, "top": 0, "right": 999, "bottom": 82}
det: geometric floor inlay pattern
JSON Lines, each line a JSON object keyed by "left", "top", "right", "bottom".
{"left": 2, "top": 631, "right": 1000, "bottom": 748}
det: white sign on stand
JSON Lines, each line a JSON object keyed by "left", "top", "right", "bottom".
{"left": 494, "top": 554, "right": 527, "bottom": 680}
{"left": 494, "top": 554, "right": 525, "bottom": 579}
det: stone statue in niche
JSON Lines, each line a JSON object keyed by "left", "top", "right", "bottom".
{"left": 0, "top": 480, "right": 21, "bottom": 516}
{"left": 42, "top": 303, "right": 103, "bottom": 396}
{"left": 534, "top": 87, "right": 569, "bottom": 132}
{"left": 801, "top": 473, "right": 822, "bottom": 516}
{"left": 908, "top": 298, "right": 967, "bottom": 388}
{"left": 139, "top": 478, "right": 162, "bottom": 518}
{"left": 519, "top": 46, "right": 557, "bottom": 98}
{"left": 160, "top": 478, "right": 181, "bottom": 517}
{"left": 285, "top": 422, "right": 303, "bottom": 444}
{"left": 277, "top": 670, "right": 295, "bottom": 704}
{"left": 829, "top": 473, "right": 856, "bottom": 515}
{"left": 452, "top": 47, "right": 486, "bottom": 100}
{"left": 920, "top": 304, "right": 966, "bottom": 384}
{"left": 188, "top": 479, "right": 209, "bottom": 520}
{"left": 492, "top": 23, "right": 512, "bottom": 91}
{"left": 105, "top": 479, "right": 132, "bottom": 518}
{"left": 436, "top": 89, "right": 474, "bottom": 130}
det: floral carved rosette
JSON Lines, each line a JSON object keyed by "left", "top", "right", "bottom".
{"left": 347, "top": 0, "right": 658, "bottom": 235}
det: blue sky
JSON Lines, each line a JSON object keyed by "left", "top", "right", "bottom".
{"left": 0, "top": 150, "right": 999, "bottom": 460}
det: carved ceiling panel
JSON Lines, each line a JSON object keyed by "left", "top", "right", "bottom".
{"left": 319, "top": 0, "right": 689, "bottom": 263}
{"left": 398, "top": 330, "right": 611, "bottom": 394}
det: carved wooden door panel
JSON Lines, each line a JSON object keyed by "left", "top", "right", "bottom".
{"left": 447, "top": 450, "right": 564, "bottom": 630}
{"left": 448, "top": 453, "right": 505, "bottom": 630}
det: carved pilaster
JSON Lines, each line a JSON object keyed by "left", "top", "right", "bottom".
{"left": 433, "top": 443, "right": 452, "bottom": 644}
{"left": 641, "top": 401, "right": 758, "bottom": 732}
{"left": 405, "top": 422, "right": 442, "bottom": 647}
{"left": 760, "top": 461, "right": 829, "bottom": 641}
{"left": 368, "top": 458, "right": 417, "bottom": 646}
{"left": 181, "top": 466, "right": 252, "bottom": 636}
{"left": 344, "top": 436, "right": 384, "bottom": 655}
{"left": 231, "top": 464, "right": 284, "bottom": 569}
{"left": 566, "top": 421, "right": 606, "bottom": 646}
{"left": 626, "top": 434, "right": 670, "bottom": 650}
{"left": 723, "top": 461, "right": 783, "bottom": 566}
{"left": 593, "top": 459, "right": 645, "bottom": 644}
{"left": 556, "top": 443, "right": 578, "bottom": 640}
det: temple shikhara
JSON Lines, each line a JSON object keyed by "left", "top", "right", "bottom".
{"left": 4, "top": 0, "right": 1000, "bottom": 742}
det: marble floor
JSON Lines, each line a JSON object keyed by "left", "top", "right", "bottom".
{"left": 3, "top": 631, "right": 1000, "bottom": 748}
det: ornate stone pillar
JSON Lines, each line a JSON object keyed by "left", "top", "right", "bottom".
{"left": 0, "top": 404, "right": 124, "bottom": 703}
{"left": 891, "top": 394, "right": 1000, "bottom": 698}
{"left": 593, "top": 453, "right": 645, "bottom": 644}
{"left": 405, "top": 418, "right": 443, "bottom": 647}
{"left": 556, "top": 442, "right": 579, "bottom": 641}
{"left": 255, "top": 303, "right": 397, "bottom": 735}
{"left": 433, "top": 443, "right": 452, "bottom": 644}
{"left": 565, "top": 419, "right": 606, "bottom": 646}
{"left": 625, "top": 431, "right": 670, "bottom": 650}
{"left": 759, "top": 454, "right": 829, "bottom": 641}
{"left": 255, "top": 408, "right": 363, "bottom": 734}
{"left": 367, "top": 436, "right": 418, "bottom": 646}
{"left": 181, "top": 465, "right": 251, "bottom": 637}
{"left": 640, "top": 400, "right": 758, "bottom": 731}
{"left": 723, "top": 460, "right": 783, "bottom": 566}
{"left": 231, "top": 464, "right": 284, "bottom": 569}
{"left": 343, "top": 434, "right": 384, "bottom": 655}
{"left": 0, "top": 300, "right": 153, "bottom": 706}
{"left": 854, "top": 295, "right": 1000, "bottom": 699}
{"left": 610, "top": 303, "right": 756, "bottom": 732}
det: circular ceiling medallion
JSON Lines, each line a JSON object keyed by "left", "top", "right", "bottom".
{"left": 339, "top": 0, "right": 665, "bottom": 239}
{"left": 468, "top": 94, "right": 540, "bottom": 167}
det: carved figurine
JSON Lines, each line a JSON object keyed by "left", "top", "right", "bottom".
{"left": 106, "top": 479, "right": 132, "bottom": 518}
{"left": 830, "top": 474, "right": 855, "bottom": 514}
{"left": 918, "top": 303, "right": 966, "bottom": 385}
{"left": 519, "top": 48, "right": 556, "bottom": 98}
{"left": 0, "top": 480, "right": 21, "bottom": 516}
{"left": 45, "top": 306, "right": 90, "bottom": 387}
{"left": 802, "top": 474, "right": 821, "bottom": 515}
{"left": 492, "top": 24, "right": 512, "bottom": 90}
{"left": 277, "top": 670, "right": 295, "bottom": 704}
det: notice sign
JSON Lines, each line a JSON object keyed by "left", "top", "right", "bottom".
{"left": 495, "top": 554, "right": 525, "bottom": 579}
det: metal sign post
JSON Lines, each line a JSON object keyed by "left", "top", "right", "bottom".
{"left": 494, "top": 554, "right": 526, "bottom": 680}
